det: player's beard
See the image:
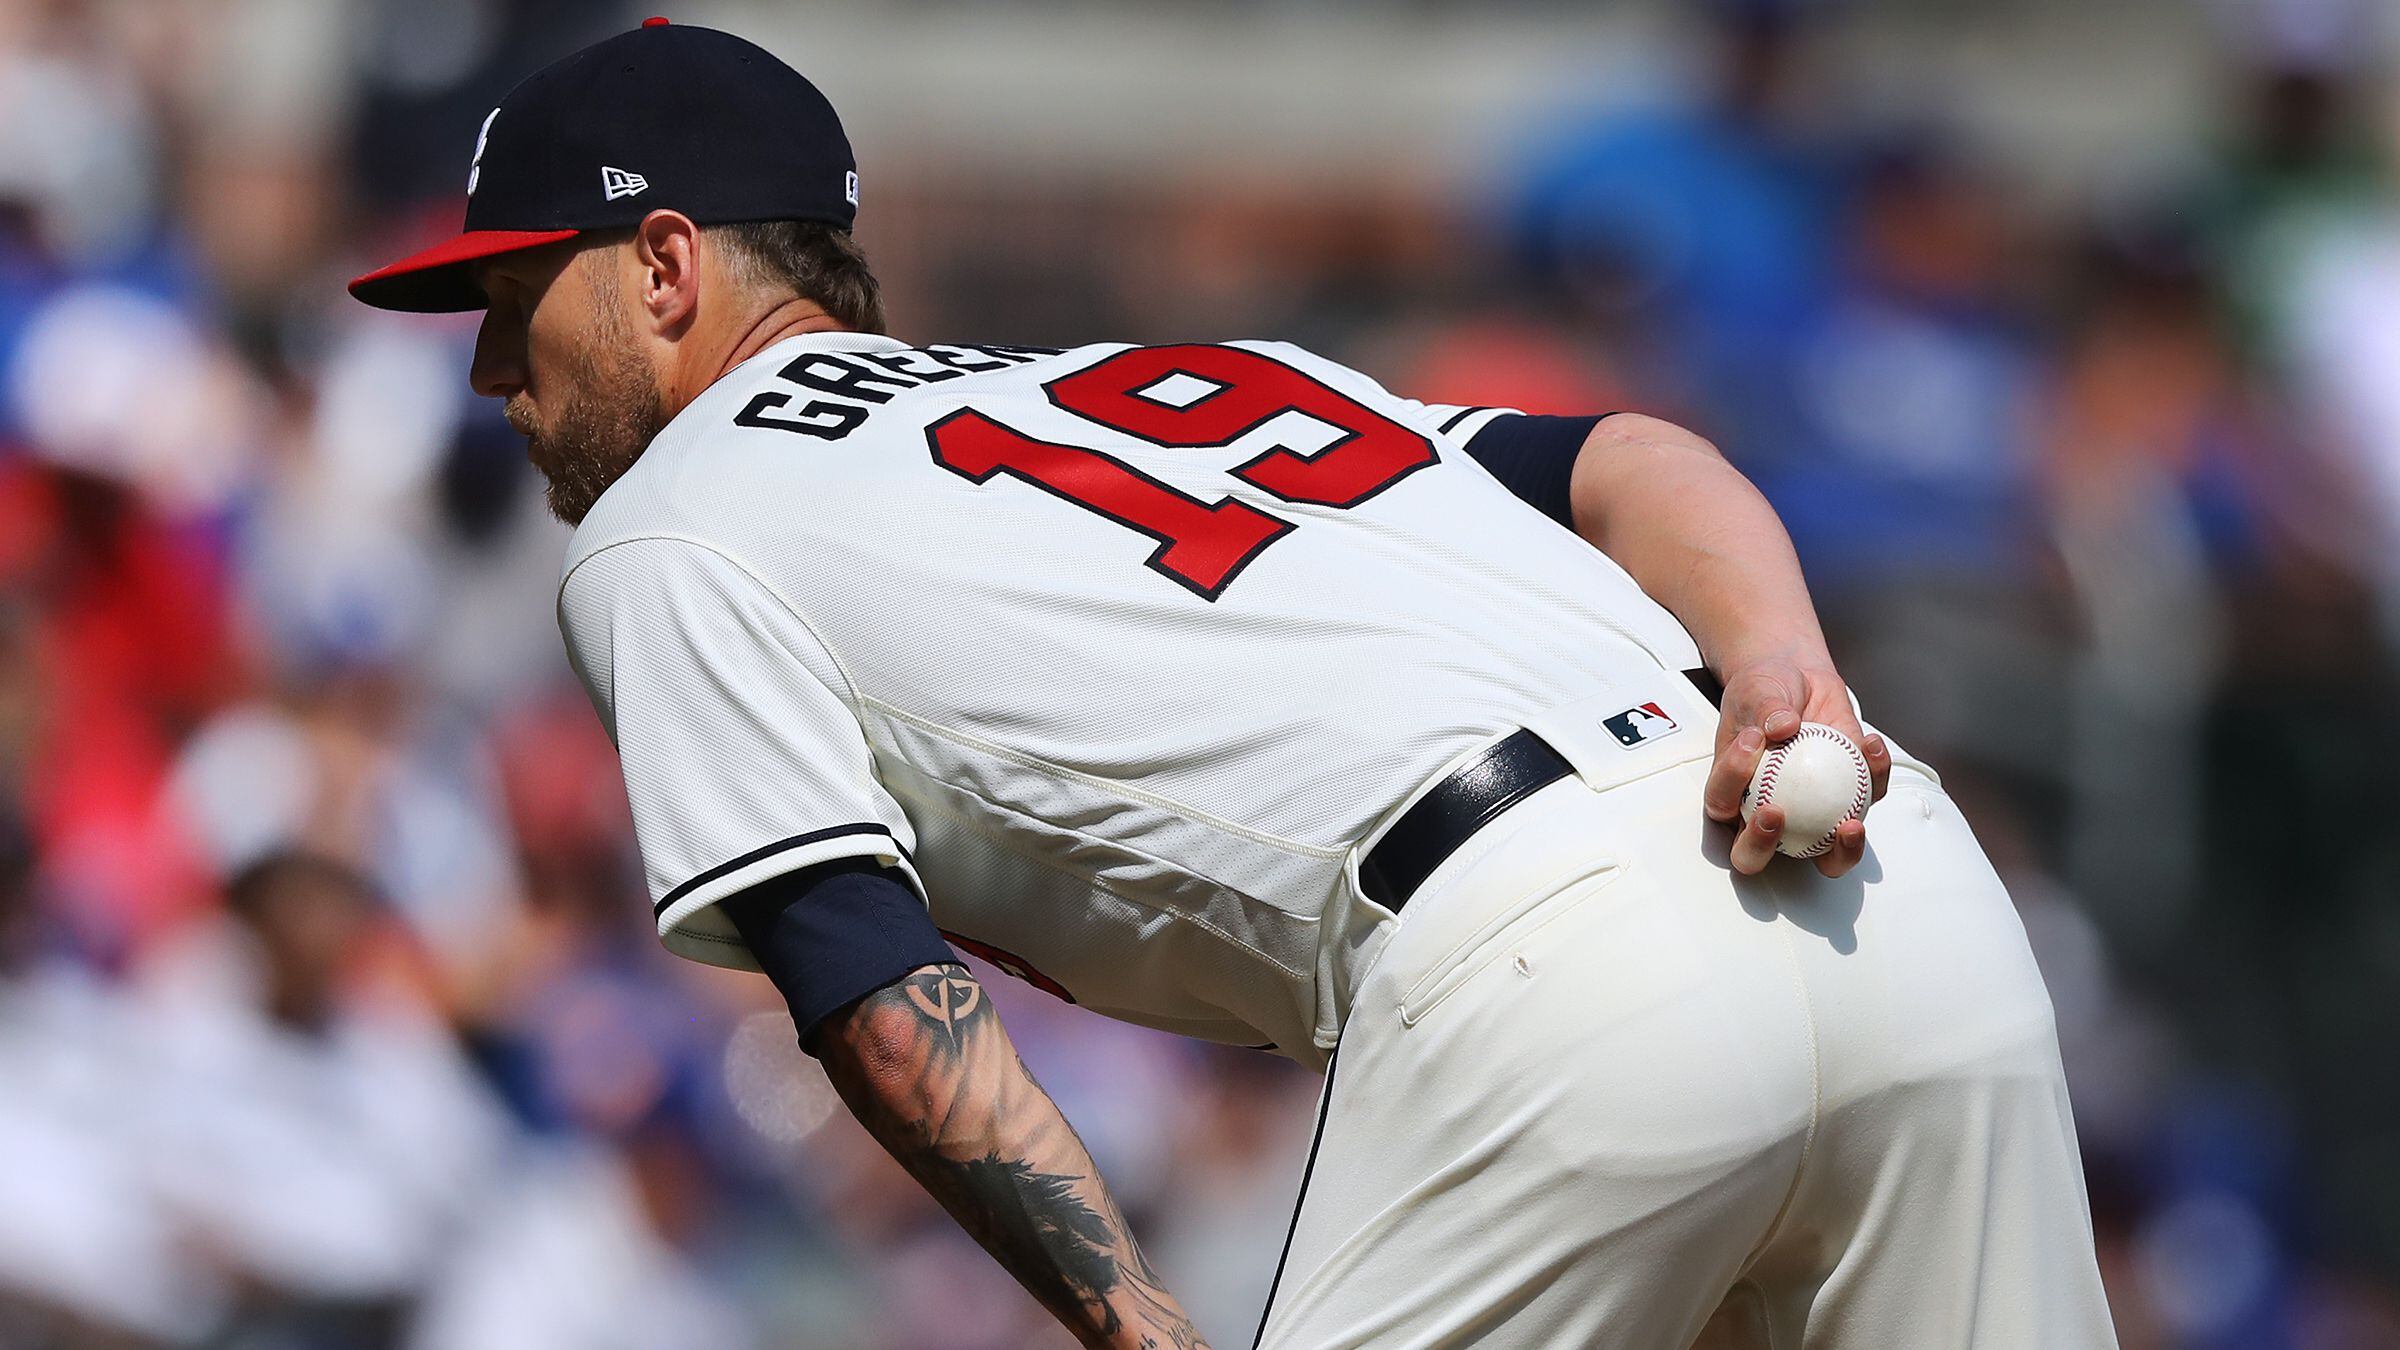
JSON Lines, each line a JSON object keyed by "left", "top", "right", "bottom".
{"left": 510, "top": 298, "right": 667, "bottom": 527}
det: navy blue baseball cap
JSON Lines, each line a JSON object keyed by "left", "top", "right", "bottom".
{"left": 350, "top": 17, "right": 858, "bottom": 313}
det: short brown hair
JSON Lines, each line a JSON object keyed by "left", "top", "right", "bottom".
{"left": 709, "top": 220, "right": 886, "bottom": 334}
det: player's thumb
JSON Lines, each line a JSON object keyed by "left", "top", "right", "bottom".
{"left": 1741, "top": 662, "right": 1804, "bottom": 742}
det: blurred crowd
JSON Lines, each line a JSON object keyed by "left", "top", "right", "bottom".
{"left": 2, "top": 0, "right": 2398, "bottom": 1346}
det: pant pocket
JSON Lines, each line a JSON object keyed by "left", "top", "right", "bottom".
{"left": 1396, "top": 859, "right": 1625, "bottom": 1027}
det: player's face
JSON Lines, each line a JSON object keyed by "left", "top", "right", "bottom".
{"left": 471, "top": 241, "right": 667, "bottom": 525}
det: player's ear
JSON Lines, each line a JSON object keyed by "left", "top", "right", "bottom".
{"left": 632, "top": 209, "right": 701, "bottom": 336}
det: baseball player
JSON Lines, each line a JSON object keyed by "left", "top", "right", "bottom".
{"left": 351, "top": 21, "right": 2117, "bottom": 1349}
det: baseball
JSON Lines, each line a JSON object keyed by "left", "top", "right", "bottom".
{"left": 1741, "top": 723, "right": 1872, "bottom": 859}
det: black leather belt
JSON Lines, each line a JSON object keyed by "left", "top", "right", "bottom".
{"left": 1357, "top": 669, "right": 1724, "bottom": 913}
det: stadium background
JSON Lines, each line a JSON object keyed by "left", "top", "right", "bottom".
{"left": 3, "top": 0, "right": 2398, "bottom": 1345}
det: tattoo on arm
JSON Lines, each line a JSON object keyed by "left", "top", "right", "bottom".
{"left": 818, "top": 965, "right": 1207, "bottom": 1350}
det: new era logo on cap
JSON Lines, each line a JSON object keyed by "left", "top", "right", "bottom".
{"left": 602, "top": 165, "right": 649, "bottom": 200}
{"left": 1602, "top": 703, "right": 1678, "bottom": 747}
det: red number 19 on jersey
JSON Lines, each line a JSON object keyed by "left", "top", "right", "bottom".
{"left": 926, "top": 344, "right": 1437, "bottom": 598}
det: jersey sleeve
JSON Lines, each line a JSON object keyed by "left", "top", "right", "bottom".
{"left": 1455, "top": 413, "right": 1607, "bottom": 529}
{"left": 720, "top": 858, "right": 958, "bottom": 1052}
{"left": 557, "top": 535, "right": 924, "bottom": 972}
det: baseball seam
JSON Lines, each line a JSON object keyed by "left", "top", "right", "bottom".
{"left": 1752, "top": 725, "right": 1866, "bottom": 859}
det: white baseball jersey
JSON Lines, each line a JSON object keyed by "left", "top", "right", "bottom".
{"left": 558, "top": 333, "right": 1704, "bottom": 1064}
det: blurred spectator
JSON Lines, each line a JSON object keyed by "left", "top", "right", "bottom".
{"left": 2209, "top": 42, "right": 2387, "bottom": 362}
{"left": 1505, "top": 0, "right": 1852, "bottom": 423}
{"left": 2042, "top": 234, "right": 2245, "bottom": 944}
{"left": 137, "top": 850, "right": 511, "bottom": 1342}
{"left": 2271, "top": 77, "right": 2400, "bottom": 650}
{"left": 0, "top": 802, "right": 220, "bottom": 1346}
{"left": 1753, "top": 142, "right": 2065, "bottom": 806}
{"left": 1765, "top": 144, "right": 2043, "bottom": 584}
{"left": 0, "top": 459, "right": 231, "bottom": 961}
{"left": 407, "top": 1139, "right": 754, "bottom": 1350}
{"left": 168, "top": 665, "right": 527, "bottom": 980}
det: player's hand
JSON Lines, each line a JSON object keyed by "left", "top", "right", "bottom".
{"left": 1702, "top": 653, "right": 1890, "bottom": 879}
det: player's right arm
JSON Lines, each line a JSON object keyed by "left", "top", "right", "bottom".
{"left": 717, "top": 870, "right": 1204, "bottom": 1347}
{"left": 1250, "top": 343, "right": 1884, "bottom": 876}
{"left": 801, "top": 957, "right": 1206, "bottom": 1349}
{"left": 1564, "top": 413, "right": 1890, "bottom": 810}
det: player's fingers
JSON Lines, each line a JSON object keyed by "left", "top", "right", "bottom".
{"left": 1704, "top": 725, "right": 1765, "bottom": 822}
{"left": 1805, "top": 695, "right": 1888, "bottom": 807}
{"left": 1729, "top": 802, "right": 1782, "bottom": 875}
{"left": 1814, "top": 818, "right": 1866, "bottom": 878}
{"left": 1712, "top": 685, "right": 1742, "bottom": 756}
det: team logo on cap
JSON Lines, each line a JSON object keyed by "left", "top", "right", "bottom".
{"left": 601, "top": 165, "right": 650, "bottom": 201}
{"left": 466, "top": 107, "right": 499, "bottom": 195}
{"left": 1602, "top": 702, "right": 1678, "bottom": 747}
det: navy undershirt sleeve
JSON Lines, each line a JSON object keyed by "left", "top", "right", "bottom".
{"left": 1461, "top": 412, "right": 1612, "bottom": 530}
{"left": 719, "top": 857, "right": 957, "bottom": 1053}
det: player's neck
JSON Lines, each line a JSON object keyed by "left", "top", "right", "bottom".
{"left": 669, "top": 299, "right": 853, "bottom": 415}
{"left": 721, "top": 298, "right": 851, "bottom": 375}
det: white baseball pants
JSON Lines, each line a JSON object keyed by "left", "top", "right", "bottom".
{"left": 1256, "top": 753, "right": 2118, "bottom": 1349}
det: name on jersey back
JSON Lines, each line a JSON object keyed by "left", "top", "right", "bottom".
{"left": 730, "top": 343, "right": 1061, "bottom": 442}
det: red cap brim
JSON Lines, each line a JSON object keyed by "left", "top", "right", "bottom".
{"left": 348, "top": 228, "right": 583, "bottom": 313}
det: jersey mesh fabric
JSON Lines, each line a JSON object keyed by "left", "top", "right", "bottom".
{"left": 557, "top": 535, "right": 925, "bottom": 961}
{"left": 558, "top": 334, "right": 1703, "bottom": 1062}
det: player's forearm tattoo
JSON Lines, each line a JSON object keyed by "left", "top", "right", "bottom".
{"left": 819, "top": 965, "right": 1208, "bottom": 1350}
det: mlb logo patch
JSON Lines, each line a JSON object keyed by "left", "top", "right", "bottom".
{"left": 1603, "top": 702, "right": 1678, "bottom": 747}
